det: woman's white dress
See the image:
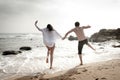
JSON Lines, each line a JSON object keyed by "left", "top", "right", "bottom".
{"left": 41, "top": 28, "right": 61, "bottom": 47}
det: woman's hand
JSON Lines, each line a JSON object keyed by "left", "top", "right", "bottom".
{"left": 62, "top": 37, "right": 65, "bottom": 40}
{"left": 35, "top": 20, "right": 38, "bottom": 26}
{"left": 34, "top": 20, "right": 42, "bottom": 31}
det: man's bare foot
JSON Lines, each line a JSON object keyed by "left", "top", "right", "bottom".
{"left": 46, "top": 58, "right": 48, "bottom": 63}
{"left": 80, "top": 63, "right": 83, "bottom": 65}
{"left": 50, "top": 66, "right": 52, "bottom": 69}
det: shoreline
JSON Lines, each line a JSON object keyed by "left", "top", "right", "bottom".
{"left": 7, "top": 59, "right": 120, "bottom": 80}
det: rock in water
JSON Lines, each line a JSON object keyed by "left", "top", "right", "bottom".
{"left": 68, "top": 35, "right": 78, "bottom": 41}
{"left": 112, "top": 45, "right": 120, "bottom": 48}
{"left": 19, "top": 46, "right": 32, "bottom": 51}
{"left": 2, "top": 50, "right": 22, "bottom": 55}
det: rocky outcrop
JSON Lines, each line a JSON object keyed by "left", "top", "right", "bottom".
{"left": 2, "top": 50, "right": 22, "bottom": 55}
{"left": 90, "top": 28, "right": 120, "bottom": 42}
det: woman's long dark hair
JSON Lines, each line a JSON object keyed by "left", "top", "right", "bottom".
{"left": 47, "top": 24, "right": 53, "bottom": 31}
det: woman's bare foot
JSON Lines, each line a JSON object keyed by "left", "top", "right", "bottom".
{"left": 46, "top": 58, "right": 48, "bottom": 63}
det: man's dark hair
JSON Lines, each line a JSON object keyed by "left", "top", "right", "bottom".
{"left": 47, "top": 24, "right": 53, "bottom": 31}
{"left": 75, "top": 22, "right": 80, "bottom": 27}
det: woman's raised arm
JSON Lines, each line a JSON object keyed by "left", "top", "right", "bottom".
{"left": 34, "top": 20, "right": 42, "bottom": 31}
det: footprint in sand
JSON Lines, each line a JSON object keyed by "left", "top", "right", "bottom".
{"left": 101, "top": 77, "right": 107, "bottom": 80}
{"left": 82, "top": 68, "right": 88, "bottom": 72}
{"left": 95, "top": 77, "right": 107, "bottom": 80}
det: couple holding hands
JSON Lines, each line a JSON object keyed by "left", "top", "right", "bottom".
{"left": 35, "top": 20, "right": 95, "bottom": 69}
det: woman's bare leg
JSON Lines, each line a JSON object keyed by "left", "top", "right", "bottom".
{"left": 50, "top": 45, "right": 55, "bottom": 69}
{"left": 46, "top": 46, "right": 50, "bottom": 63}
{"left": 46, "top": 50, "right": 49, "bottom": 63}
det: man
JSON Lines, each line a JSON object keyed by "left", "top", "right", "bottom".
{"left": 63, "top": 21, "right": 95, "bottom": 65}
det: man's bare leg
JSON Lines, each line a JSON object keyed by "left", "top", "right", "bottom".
{"left": 87, "top": 43, "right": 96, "bottom": 51}
{"left": 79, "top": 54, "right": 83, "bottom": 65}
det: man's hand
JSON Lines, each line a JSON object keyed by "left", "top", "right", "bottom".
{"left": 87, "top": 25, "right": 91, "bottom": 28}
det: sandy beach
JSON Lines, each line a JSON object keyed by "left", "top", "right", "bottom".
{"left": 7, "top": 59, "right": 120, "bottom": 80}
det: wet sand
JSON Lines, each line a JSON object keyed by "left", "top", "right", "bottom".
{"left": 8, "top": 59, "right": 120, "bottom": 80}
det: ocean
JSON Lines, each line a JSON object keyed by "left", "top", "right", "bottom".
{"left": 0, "top": 33, "right": 120, "bottom": 80}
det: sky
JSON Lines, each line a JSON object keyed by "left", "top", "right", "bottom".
{"left": 0, "top": 0, "right": 120, "bottom": 36}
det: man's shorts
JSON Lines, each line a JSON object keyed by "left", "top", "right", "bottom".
{"left": 78, "top": 39, "right": 88, "bottom": 54}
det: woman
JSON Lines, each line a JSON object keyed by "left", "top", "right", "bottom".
{"left": 35, "top": 20, "right": 62, "bottom": 69}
